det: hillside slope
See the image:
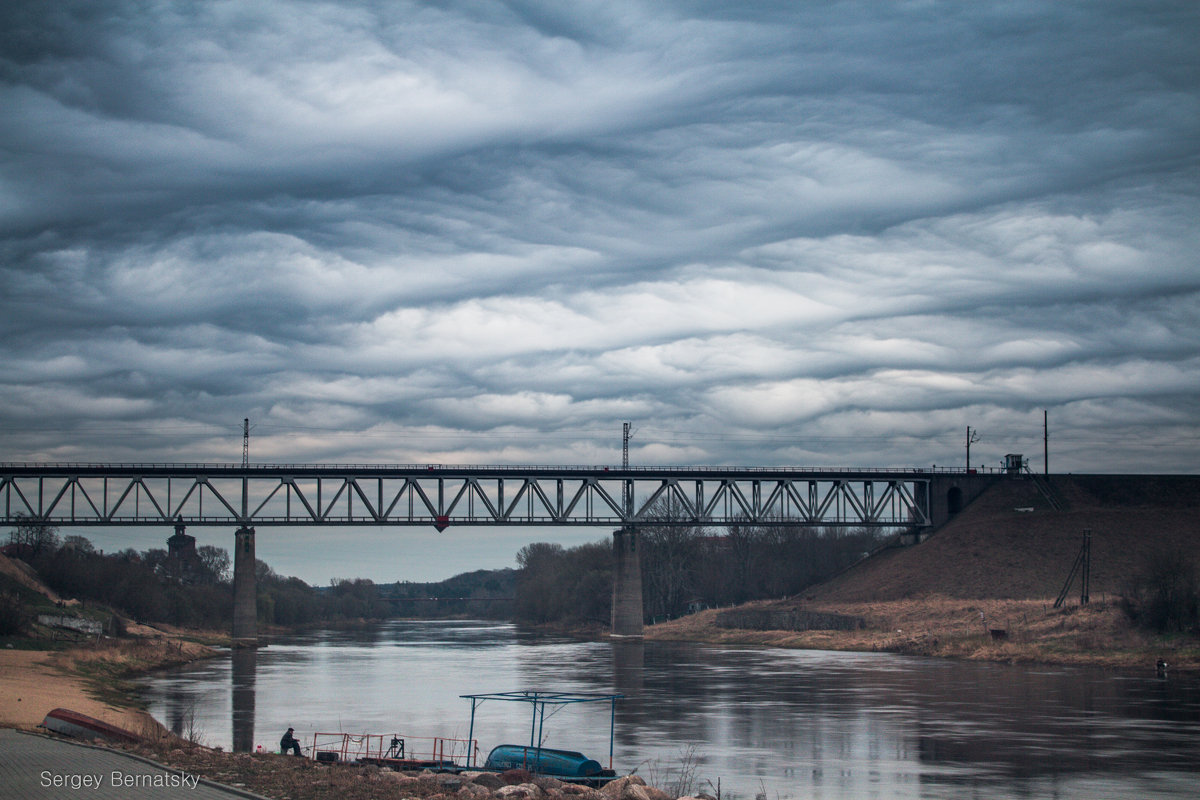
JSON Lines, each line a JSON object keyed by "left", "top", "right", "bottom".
{"left": 647, "top": 475, "right": 1200, "bottom": 666}
{"left": 810, "top": 475, "right": 1200, "bottom": 602}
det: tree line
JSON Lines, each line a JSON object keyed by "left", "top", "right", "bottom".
{"left": 2, "top": 518, "right": 516, "bottom": 633}
{"left": 514, "top": 510, "right": 887, "bottom": 626}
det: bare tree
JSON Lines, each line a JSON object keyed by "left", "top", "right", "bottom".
{"left": 640, "top": 495, "right": 706, "bottom": 620}
{"left": 6, "top": 516, "right": 60, "bottom": 556}
{"left": 196, "top": 545, "right": 231, "bottom": 583}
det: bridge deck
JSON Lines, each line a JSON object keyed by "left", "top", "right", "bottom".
{"left": 0, "top": 463, "right": 933, "bottom": 529}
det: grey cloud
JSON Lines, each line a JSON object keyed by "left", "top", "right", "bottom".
{"left": 1, "top": 0, "right": 1198, "bottom": 487}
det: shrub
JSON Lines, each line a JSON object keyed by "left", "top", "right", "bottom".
{"left": 1122, "top": 548, "right": 1200, "bottom": 633}
{"left": 0, "top": 590, "right": 31, "bottom": 635}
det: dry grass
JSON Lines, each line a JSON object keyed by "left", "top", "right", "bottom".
{"left": 647, "top": 596, "right": 1198, "bottom": 668}
{"left": 646, "top": 476, "right": 1200, "bottom": 670}
{"left": 56, "top": 637, "right": 222, "bottom": 739}
{"left": 0, "top": 631, "right": 222, "bottom": 736}
{"left": 105, "top": 739, "right": 658, "bottom": 800}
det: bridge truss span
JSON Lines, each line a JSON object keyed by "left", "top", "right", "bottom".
{"left": 0, "top": 464, "right": 931, "bottom": 529}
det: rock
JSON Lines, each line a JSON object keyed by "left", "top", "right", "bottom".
{"left": 458, "top": 783, "right": 493, "bottom": 798}
{"left": 465, "top": 771, "right": 505, "bottom": 790}
{"left": 435, "top": 774, "right": 465, "bottom": 791}
{"left": 534, "top": 776, "right": 565, "bottom": 792}
{"left": 643, "top": 787, "right": 674, "bottom": 800}
{"left": 620, "top": 784, "right": 652, "bottom": 800}
{"left": 497, "top": 785, "right": 534, "bottom": 799}
{"left": 563, "top": 788, "right": 607, "bottom": 800}
{"left": 380, "top": 774, "right": 426, "bottom": 793}
{"left": 600, "top": 776, "right": 647, "bottom": 799}
{"left": 502, "top": 769, "right": 536, "bottom": 785}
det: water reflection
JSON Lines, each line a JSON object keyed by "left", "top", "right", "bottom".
{"left": 232, "top": 647, "right": 256, "bottom": 753}
{"left": 137, "top": 621, "right": 1200, "bottom": 800}
{"left": 611, "top": 640, "right": 644, "bottom": 697}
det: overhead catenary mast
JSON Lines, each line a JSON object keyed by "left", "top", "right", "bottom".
{"left": 622, "top": 422, "right": 630, "bottom": 469}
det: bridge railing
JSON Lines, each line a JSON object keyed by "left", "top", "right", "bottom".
{"left": 0, "top": 463, "right": 935, "bottom": 529}
{"left": 0, "top": 461, "right": 952, "bottom": 474}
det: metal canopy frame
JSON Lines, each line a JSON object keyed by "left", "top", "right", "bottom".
{"left": 460, "top": 690, "right": 624, "bottom": 770}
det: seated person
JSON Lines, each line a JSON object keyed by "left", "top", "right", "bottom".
{"left": 280, "top": 727, "right": 301, "bottom": 756}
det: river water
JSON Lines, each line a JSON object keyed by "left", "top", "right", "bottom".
{"left": 137, "top": 620, "right": 1200, "bottom": 800}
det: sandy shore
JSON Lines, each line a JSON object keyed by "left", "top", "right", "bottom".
{"left": 0, "top": 636, "right": 219, "bottom": 737}
{"left": 0, "top": 649, "right": 153, "bottom": 732}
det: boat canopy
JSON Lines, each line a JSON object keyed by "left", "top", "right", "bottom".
{"left": 460, "top": 690, "right": 623, "bottom": 770}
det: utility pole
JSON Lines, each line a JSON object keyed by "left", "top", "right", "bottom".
{"left": 242, "top": 418, "right": 250, "bottom": 468}
{"left": 622, "top": 422, "right": 630, "bottom": 470}
{"left": 621, "top": 422, "right": 636, "bottom": 516}
{"left": 1054, "top": 529, "right": 1092, "bottom": 608}
{"left": 1081, "top": 529, "right": 1091, "bottom": 605}
{"left": 966, "top": 426, "right": 980, "bottom": 472}
{"left": 1044, "top": 409, "right": 1049, "bottom": 475}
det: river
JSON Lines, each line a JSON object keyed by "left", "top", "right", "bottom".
{"left": 137, "top": 620, "right": 1200, "bottom": 799}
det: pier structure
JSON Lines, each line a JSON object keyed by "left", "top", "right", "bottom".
{"left": 1, "top": 462, "right": 981, "bottom": 645}
{"left": 610, "top": 528, "right": 643, "bottom": 638}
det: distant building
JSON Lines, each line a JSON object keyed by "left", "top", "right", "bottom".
{"left": 166, "top": 522, "right": 201, "bottom": 582}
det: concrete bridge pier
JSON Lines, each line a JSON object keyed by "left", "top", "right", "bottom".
{"left": 232, "top": 526, "right": 257, "bottom": 647}
{"left": 610, "top": 527, "right": 644, "bottom": 638}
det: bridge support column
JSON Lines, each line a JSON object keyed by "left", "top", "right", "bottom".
{"left": 610, "top": 527, "right": 643, "bottom": 638}
{"left": 232, "top": 526, "right": 257, "bottom": 647}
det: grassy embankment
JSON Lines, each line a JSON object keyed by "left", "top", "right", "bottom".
{"left": 0, "top": 549, "right": 226, "bottom": 734}
{"left": 645, "top": 596, "right": 1200, "bottom": 668}
{"left": 650, "top": 475, "right": 1200, "bottom": 670}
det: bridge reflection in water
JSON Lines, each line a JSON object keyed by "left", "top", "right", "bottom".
{"left": 137, "top": 621, "right": 1200, "bottom": 799}
{"left": 232, "top": 647, "right": 256, "bottom": 753}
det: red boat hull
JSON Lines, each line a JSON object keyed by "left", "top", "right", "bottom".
{"left": 41, "top": 708, "right": 141, "bottom": 745}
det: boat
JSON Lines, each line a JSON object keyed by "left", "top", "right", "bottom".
{"left": 461, "top": 690, "right": 622, "bottom": 783}
{"left": 40, "top": 708, "right": 142, "bottom": 745}
{"left": 484, "top": 744, "right": 608, "bottom": 778}
{"left": 306, "top": 689, "right": 623, "bottom": 785}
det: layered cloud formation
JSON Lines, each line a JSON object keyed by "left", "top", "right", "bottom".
{"left": 3, "top": 0, "right": 1199, "bottom": 473}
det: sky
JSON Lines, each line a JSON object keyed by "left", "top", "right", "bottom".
{"left": 2, "top": 2, "right": 1198, "bottom": 583}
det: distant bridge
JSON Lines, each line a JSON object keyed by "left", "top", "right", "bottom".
{"left": 1, "top": 461, "right": 1006, "bottom": 645}
{"left": 0, "top": 462, "right": 937, "bottom": 529}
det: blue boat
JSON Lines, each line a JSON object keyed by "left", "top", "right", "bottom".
{"left": 484, "top": 744, "right": 605, "bottom": 778}
{"left": 461, "top": 690, "right": 623, "bottom": 782}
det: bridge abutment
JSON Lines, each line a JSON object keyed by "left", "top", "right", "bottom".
{"left": 610, "top": 527, "right": 643, "bottom": 638}
{"left": 232, "top": 526, "right": 257, "bottom": 647}
{"left": 923, "top": 473, "right": 1003, "bottom": 531}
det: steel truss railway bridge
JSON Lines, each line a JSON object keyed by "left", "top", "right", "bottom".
{"left": 0, "top": 462, "right": 994, "bottom": 642}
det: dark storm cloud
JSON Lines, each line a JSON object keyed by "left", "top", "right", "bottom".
{"left": 1, "top": 0, "right": 1198, "bottom": 474}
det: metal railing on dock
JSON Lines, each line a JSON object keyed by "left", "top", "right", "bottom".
{"left": 309, "top": 732, "right": 478, "bottom": 768}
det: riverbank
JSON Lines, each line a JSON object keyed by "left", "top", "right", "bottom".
{"left": 0, "top": 628, "right": 223, "bottom": 735}
{"left": 644, "top": 596, "right": 1200, "bottom": 670}
{"left": 107, "top": 739, "right": 682, "bottom": 800}
{"left": 1, "top": 626, "right": 693, "bottom": 800}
